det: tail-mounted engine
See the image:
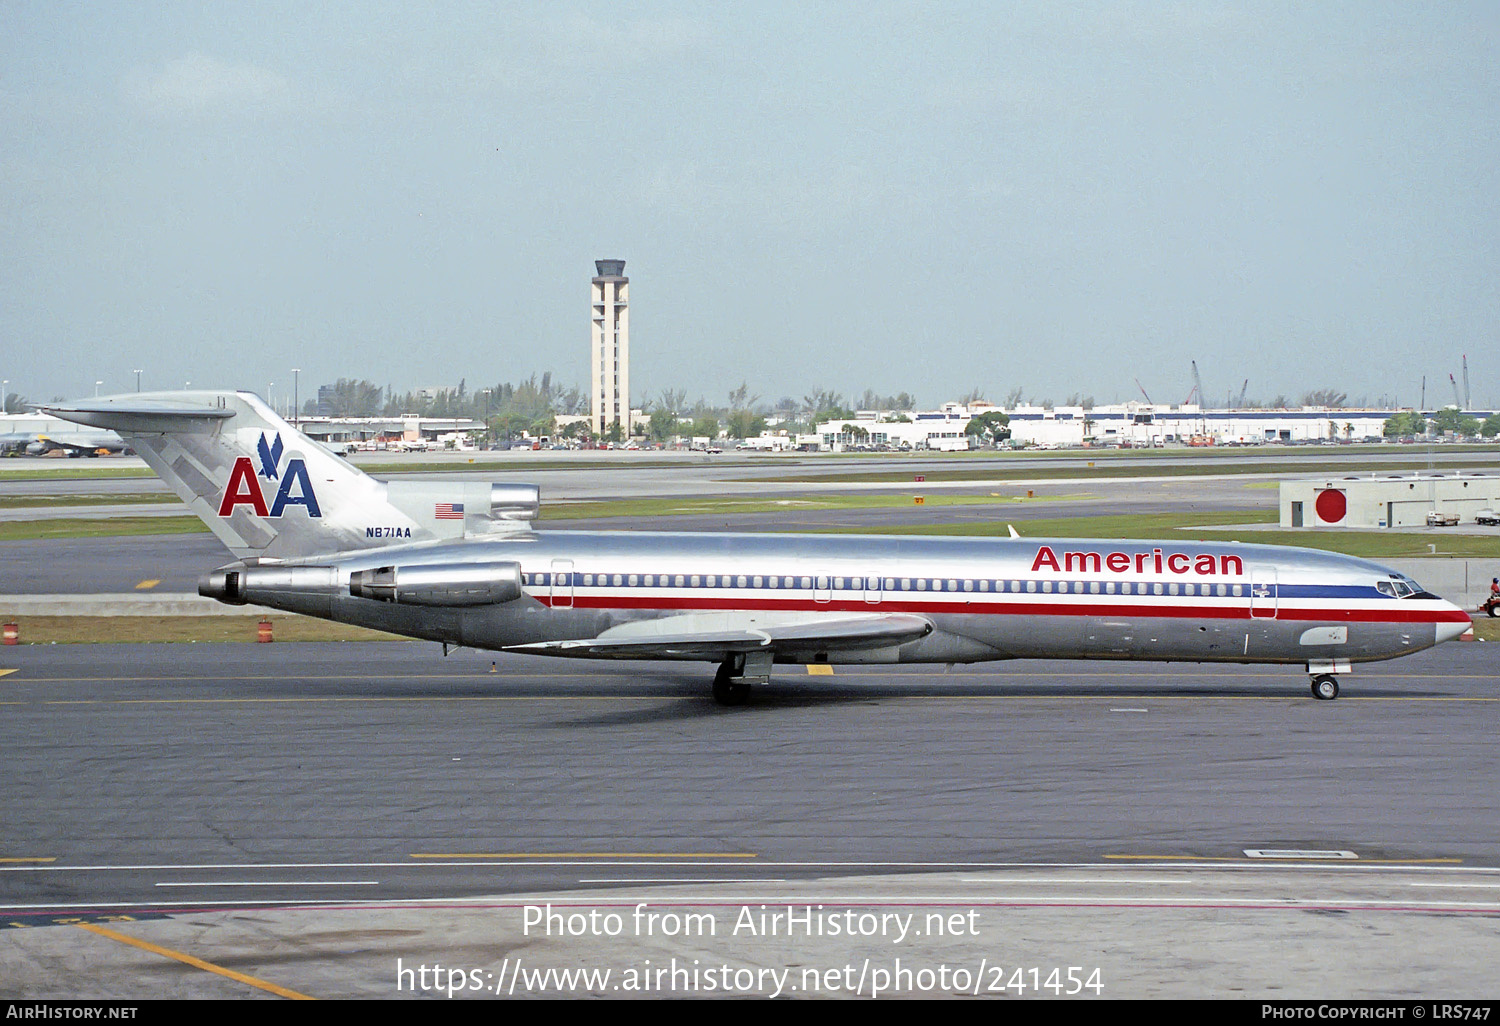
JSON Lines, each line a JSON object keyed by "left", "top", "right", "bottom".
{"left": 199, "top": 565, "right": 339, "bottom": 606}
{"left": 348, "top": 561, "right": 524, "bottom": 606}
{"left": 200, "top": 560, "right": 525, "bottom": 608}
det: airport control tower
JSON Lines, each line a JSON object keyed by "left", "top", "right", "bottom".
{"left": 590, "top": 259, "right": 630, "bottom": 438}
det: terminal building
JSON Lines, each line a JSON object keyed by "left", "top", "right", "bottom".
{"left": 294, "top": 414, "right": 484, "bottom": 447}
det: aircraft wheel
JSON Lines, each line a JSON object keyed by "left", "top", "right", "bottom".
{"left": 1310, "top": 675, "right": 1340, "bottom": 701}
{"left": 712, "top": 662, "right": 750, "bottom": 706}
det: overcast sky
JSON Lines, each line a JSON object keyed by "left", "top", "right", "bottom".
{"left": 3, "top": 2, "right": 1496, "bottom": 410}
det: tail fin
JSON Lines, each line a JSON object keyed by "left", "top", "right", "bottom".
{"left": 45, "top": 390, "right": 536, "bottom": 559}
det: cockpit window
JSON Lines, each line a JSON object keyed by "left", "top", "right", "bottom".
{"left": 1383, "top": 576, "right": 1418, "bottom": 598}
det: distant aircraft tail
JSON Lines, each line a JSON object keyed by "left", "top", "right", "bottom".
{"left": 44, "top": 391, "right": 537, "bottom": 560}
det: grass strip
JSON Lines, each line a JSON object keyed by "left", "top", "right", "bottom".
{"left": 360, "top": 458, "right": 693, "bottom": 474}
{"left": 0, "top": 467, "right": 156, "bottom": 480}
{"left": 548, "top": 492, "right": 1092, "bottom": 520}
{"left": 0, "top": 493, "right": 177, "bottom": 508}
{"left": 0, "top": 516, "right": 208, "bottom": 541}
{"left": 764, "top": 457, "right": 1500, "bottom": 485}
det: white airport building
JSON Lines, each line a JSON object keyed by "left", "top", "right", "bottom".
{"left": 1280, "top": 473, "right": 1500, "bottom": 529}
{"left": 810, "top": 402, "right": 1496, "bottom": 451}
{"left": 815, "top": 403, "right": 982, "bottom": 451}
{"left": 1003, "top": 403, "right": 1477, "bottom": 448}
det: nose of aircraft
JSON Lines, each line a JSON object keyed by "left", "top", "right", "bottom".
{"left": 1435, "top": 602, "right": 1475, "bottom": 644}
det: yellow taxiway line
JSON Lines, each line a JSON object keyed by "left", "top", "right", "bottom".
{"left": 74, "top": 922, "right": 312, "bottom": 1000}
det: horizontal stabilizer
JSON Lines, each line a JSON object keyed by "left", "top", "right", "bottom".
{"left": 43, "top": 396, "right": 236, "bottom": 434}
{"left": 507, "top": 610, "right": 933, "bottom": 659}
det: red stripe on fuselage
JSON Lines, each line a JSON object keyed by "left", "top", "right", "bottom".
{"left": 529, "top": 593, "right": 1469, "bottom": 625}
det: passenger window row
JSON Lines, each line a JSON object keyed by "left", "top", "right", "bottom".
{"left": 521, "top": 572, "right": 1248, "bottom": 598}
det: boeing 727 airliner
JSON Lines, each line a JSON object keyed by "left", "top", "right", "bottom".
{"left": 47, "top": 391, "right": 1473, "bottom": 705}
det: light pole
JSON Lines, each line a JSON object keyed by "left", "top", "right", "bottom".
{"left": 291, "top": 368, "right": 300, "bottom": 428}
{"left": 94, "top": 380, "right": 102, "bottom": 397}
{"left": 481, "top": 388, "right": 492, "bottom": 448}
{"left": 134, "top": 369, "right": 142, "bottom": 392}
{"left": 269, "top": 382, "right": 275, "bottom": 414}
{"left": 2, "top": 381, "right": 8, "bottom": 414}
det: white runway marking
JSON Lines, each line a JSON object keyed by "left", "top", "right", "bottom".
{"left": 577, "top": 878, "right": 787, "bottom": 885}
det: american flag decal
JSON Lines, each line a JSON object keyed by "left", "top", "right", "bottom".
{"left": 434, "top": 503, "right": 465, "bottom": 519}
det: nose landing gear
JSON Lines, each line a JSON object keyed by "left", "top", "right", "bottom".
{"left": 1306, "top": 659, "right": 1350, "bottom": 700}
{"left": 1310, "top": 674, "right": 1340, "bottom": 700}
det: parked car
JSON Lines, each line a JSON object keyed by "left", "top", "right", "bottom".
{"left": 1426, "top": 511, "right": 1460, "bottom": 527}
{"left": 1474, "top": 509, "right": 1500, "bottom": 526}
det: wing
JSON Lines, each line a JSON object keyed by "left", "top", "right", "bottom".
{"left": 506, "top": 610, "right": 933, "bottom": 660}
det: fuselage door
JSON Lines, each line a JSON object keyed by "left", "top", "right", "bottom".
{"left": 865, "top": 574, "right": 883, "bottom": 604}
{"left": 1250, "top": 565, "right": 1277, "bottom": 619}
{"left": 550, "top": 558, "right": 574, "bottom": 609}
{"left": 814, "top": 575, "right": 832, "bottom": 604}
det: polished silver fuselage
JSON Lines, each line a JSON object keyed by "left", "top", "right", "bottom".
{"left": 259, "top": 530, "right": 1468, "bottom": 667}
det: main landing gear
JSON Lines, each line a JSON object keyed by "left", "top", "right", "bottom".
{"left": 1310, "top": 674, "right": 1340, "bottom": 701}
{"left": 712, "top": 650, "right": 773, "bottom": 707}
{"left": 712, "top": 662, "right": 751, "bottom": 706}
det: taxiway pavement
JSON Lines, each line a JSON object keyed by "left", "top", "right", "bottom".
{"left": 1, "top": 641, "right": 1497, "bottom": 998}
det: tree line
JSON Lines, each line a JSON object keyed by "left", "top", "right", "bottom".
{"left": 304, "top": 377, "right": 923, "bottom": 442}
{"left": 1384, "top": 409, "right": 1500, "bottom": 439}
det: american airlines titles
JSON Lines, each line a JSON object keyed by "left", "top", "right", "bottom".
{"left": 1030, "top": 545, "right": 1244, "bottom": 577}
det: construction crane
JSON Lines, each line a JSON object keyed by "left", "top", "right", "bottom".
{"left": 1450, "top": 374, "right": 1463, "bottom": 410}
{"left": 1189, "top": 360, "right": 1209, "bottom": 441}
{"left": 1463, "top": 355, "right": 1471, "bottom": 409}
{"left": 1236, "top": 379, "right": 1249, "bottom": 408}
{"left": 1134, "top": 378, "right": 1153, "bottom": 404}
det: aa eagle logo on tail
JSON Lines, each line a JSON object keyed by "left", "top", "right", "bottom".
{"left": 218, "top": 433, "right": 322, "bottom": 518}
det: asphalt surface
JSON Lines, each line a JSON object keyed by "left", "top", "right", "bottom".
{"left": 3, "top": 641, "right": 1497, "bottom": 898}
{"left": 0, "top": 534, "right": 232, "bottom": 594}
{"left": 1, "top": 641, "right": 1497, "bottom": 998}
